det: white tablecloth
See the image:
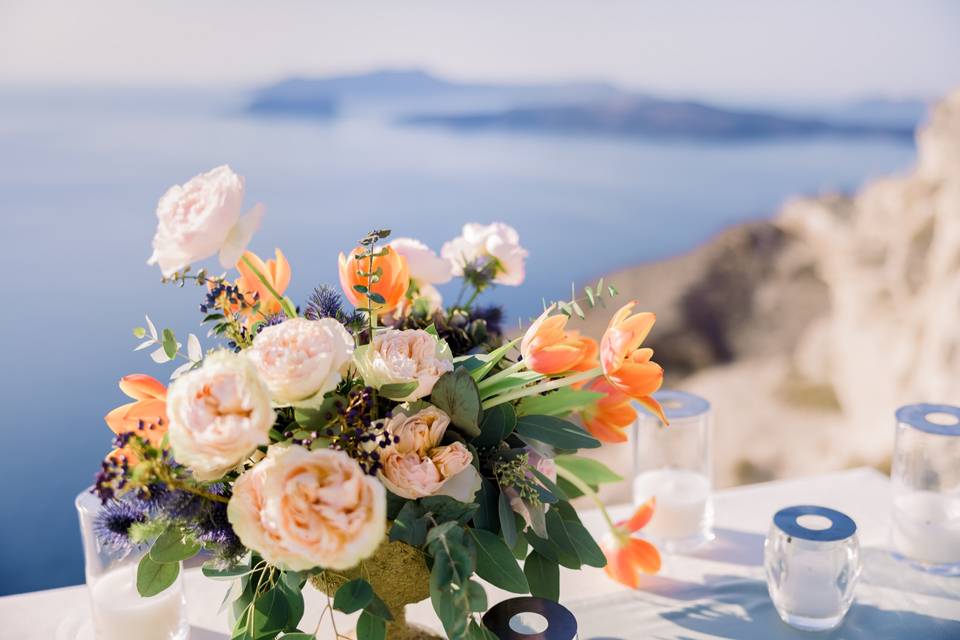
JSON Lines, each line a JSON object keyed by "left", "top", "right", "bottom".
{"left": 2, "top": 468, "right": 958, "bottom": 639}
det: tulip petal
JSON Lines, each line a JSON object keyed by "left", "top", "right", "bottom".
{"left": 118, "top": 374, "right": 166, "bottom": 401}
{"left": 622, "top": 498, "right": 656, "bottom": 533}
{"left": 636, "top": 395, "right": 669, "bottom": 426}
{"left": 627, "top": 537, "right": 662, "bottom": 574}
{"left": 603, "top": 543, "right": 640, "bottom": 589}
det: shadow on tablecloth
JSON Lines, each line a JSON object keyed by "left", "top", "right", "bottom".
{"left": 567, "top": 573, "right": 960, "bottom": 640}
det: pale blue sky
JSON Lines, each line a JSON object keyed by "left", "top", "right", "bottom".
{"left": 1, "top": 0, "right": 958, "bottom": 102}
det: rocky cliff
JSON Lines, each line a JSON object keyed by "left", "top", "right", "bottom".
{"left": 584, "top": 89, "right": 959, "bottom": 495}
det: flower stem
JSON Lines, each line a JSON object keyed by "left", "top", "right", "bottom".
{"left": 241, "top": 255, "right": 297, "bottom": 319}
{"left": 555, "top": 465, "right": 618, "bottom": 533}
{"left": 481, "top": 366, "right": 602, "bottom": 410}
{"left": 477, "top": 360, "right": 526, "bottom": 390}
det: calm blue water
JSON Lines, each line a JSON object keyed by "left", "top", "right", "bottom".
{"left": 0, "top": 87, "right": 915, "bottom": 595}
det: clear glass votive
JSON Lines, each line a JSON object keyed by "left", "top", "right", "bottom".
{"left": 764, "top": 505, "right": 861, "bottom": 632}
{"left": 75, "top": 489, "right": 190, "bottom": 640}
{"left": 632, "top": 389, "right": 714, "bottom": 552}
{"left": 890, "top": 403, "right": 960, "bottom": 575}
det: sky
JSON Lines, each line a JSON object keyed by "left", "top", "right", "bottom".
{"left": 1, "top": 1, "right": 959, "bottom": 102}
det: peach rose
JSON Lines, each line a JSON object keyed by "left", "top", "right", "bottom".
{"left": 148, "top": 165, "right": 264, "bottom": 277}
{"left": 378, "top": 408, "right": 481, "bottom": 502}
{"left": 353, "top": 329, "right": 453, "bottom": 401}
{"left": 166, "top": 350, "right": 274, "bottom": 480}
{"left": 246, "top": 318, "right": 354, "bottom": 408}
{"left": 228, "top": 445, "right": 385, "bottom": 571}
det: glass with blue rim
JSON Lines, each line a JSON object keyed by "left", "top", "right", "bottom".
{"left": 632, "top": 389, "right": 714, "bottom": 552}
{"left": 890, "top": 403, "right": 960, "bottom": 575}
{"left": 764, "top": 505, "right": 861, "bottom": 632}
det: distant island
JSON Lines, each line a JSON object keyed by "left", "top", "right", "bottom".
{"left": 247, "top": 69, "right": 919, "bottom": 141}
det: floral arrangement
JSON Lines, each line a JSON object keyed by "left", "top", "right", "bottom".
{"left": 92, "top": 165, "right": 666, "bottom": 640}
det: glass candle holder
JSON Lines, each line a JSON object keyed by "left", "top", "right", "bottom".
{"left": 764, "top": 505, "right": 861, "bottom": 632}
{"left": 481, "top": 596, "right": 578, "bottom": 640}
{"left": 889, "top": 403, "right": 960, "bottom": 575}
{"left": 75, "top": 489, "right": 190, "bottom": 640}
{"left": 631, "top": 389, "right": 714, "bottom": 552}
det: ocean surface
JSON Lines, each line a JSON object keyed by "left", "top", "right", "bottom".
{"left": 0, "top": 87, "right": 917, "bottom": 595}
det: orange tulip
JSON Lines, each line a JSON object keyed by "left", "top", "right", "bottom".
{"left": 104, "top": 374, "right": 168, "bottom": 462}
{"left": 235, "top": 249, "right": 291, "bottom": 317}
{"left": 600, "top": 301, "right": 667, "bottom": 425}
{"left": 339, "top": 245, "right": 410, "bottom": 314}
{"left": 521, "top": 306, "right": 596, "bottom": 375}
{"left": 602, "top": 498, "right": 662, "bottom": 588}
{"left": 580, "top": 378, "right": 638, "bottom": 443}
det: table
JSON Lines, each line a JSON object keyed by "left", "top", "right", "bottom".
{"left": 2, "top": 468, "right": 958, "bottom": 639}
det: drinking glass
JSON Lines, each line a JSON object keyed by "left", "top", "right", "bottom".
{"left": 889, "top": 403, "right": 960, "bottom": 575}
{"left": 75, "top": 489, "right": 190, "bottom": 640}
{"left": 631, "top": 389, "right": 714, "bottom": 552}
{"left": 764, "top": 505, "right": 861, "bottom": 632}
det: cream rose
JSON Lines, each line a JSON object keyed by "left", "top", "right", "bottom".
{"left": 390, "top": 237, "right": 452, "bottom": 285}
{"left": 148, "top": 165, "right": 264, "bottom": 277}
{"left": 441, "top": 222, "right": 528, "bottom": 286}
{"left": 246, "top": 318, "right": 354, "bottom": 408}
{"left": 166, "top": 350, "right": 274, "bottom": 480}
{"left": 378, "top": 408, "right": 481, "bottom": 502}
{"left": 228, "top": 445, "right": 385, "bottom": 571}
{"left": 353, "top": 329, "right": 453, "bottom": 401}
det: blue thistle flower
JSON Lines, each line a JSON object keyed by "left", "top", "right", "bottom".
{"left": 93, "top": 499, "right": 147, "bottom": 551}
{"left": 304, "top": 285, "right": 352, "bottom": 322}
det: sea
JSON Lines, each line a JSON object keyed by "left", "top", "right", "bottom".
{"left": 0, "top": 86, "right": 917, "bottom": 595}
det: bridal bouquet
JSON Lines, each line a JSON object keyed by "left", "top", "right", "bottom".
{"left": 92, "top": 166, "right": 665, "bottom": 640}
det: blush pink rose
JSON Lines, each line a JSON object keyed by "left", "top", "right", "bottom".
{"left": 227, "top": 445, "right": 386, "bottom": 571}
{"left": 148, "top": 165, "right": 264, "bottom": 277}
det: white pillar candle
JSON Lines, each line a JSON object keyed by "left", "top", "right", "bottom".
{"left": 777, "top": 564, "right": 843, "bottom": 618}
{"left": 89, "top": 564, "right": 189, "bottom": 640}
{"left": 632, "top": 468, "right": 711, "bottom": 540}
{"left": 892, "top": 491, "right": 960, "bottom": 565}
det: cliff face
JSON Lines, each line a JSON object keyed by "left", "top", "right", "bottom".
{"left": 583, "top": 90, "right": 959, "bottom": 495}
{"left": 780, "top": 89, "right": 960, "bottom": 460}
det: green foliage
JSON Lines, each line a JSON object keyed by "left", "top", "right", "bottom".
{"left": 136, "top": 554, "right": 180, "bottom": 597}
{"left": 474, "top": 402, "right": 516, "bottom": 449}
{"left": 466, "top": 528, "right": 529, "bottom": 594}
{"left": 550, "top": 277, "right": 621, "bottom": 319}
{"left": 516, "top": 388, "right": 605, "bottom": 417}
{"left": 292, "top": 394, "right": 344, "bottom": 430}
{"left": 498, "top": 493, "right": 518, "bottom": 548}
{"left": 464, "top": 337, "right": 521, "bottom": 382}
{"left": 472, "top": 477, "right": 500, "bottom": 533}
{"left": 478, "top": 370, "right": 542, "bottom": 400}
{"left": 523, "top": 550, "right": 560, "bottom": 601}
{"left": 149, "top": 528, "right": 201, "bottom": 563}
{"left": 430, "top": 368, "right": 482, "bottom": 438}
{"left": 389, "top": 496, "right": 479, "bottom": 546}
{"left": 333, "top": 578, "right": 373, "bottom": 614}
{"left": 515, "top": 414, "right": 601, "bottom": 449}
{"left": 555, "top": 455, "right": 623, "bottom": 485}
{"left": 356, "top": 611, "right": 386, "bottom": 640}
{"left": 427, "top": 523, "right": 480, "bottom": 639}
{"left": 378, "top": 381, "right": 419, "bottom": 400}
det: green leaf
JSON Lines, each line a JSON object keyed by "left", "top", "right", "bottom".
{"left": 555, "top": 455, "right": 623, "bottom": 485}
{"left": 280, "top": 634, "right": 316, "bottom": 639}
{"left": 293, "top": 394, "right": 344, "bottom": 429}
{"left": 352, "top": 284, "right": 368, "bottom": 294}
{"left": 474, "top": 402, "right": 516, "bottom": 448}
{"left": 136, "top": 554, "right": 180, "bottom": 597}
{"left": 466, "top": 528, "right": 529, "bottom": 594}
{"left": 467, "top": 621, "right": 500, "bottom": 640}
{"left": 528, "top": 467, "right": 569, "bottom": 501}
{"left": 511, "top": 530, "right": 528, "bottom": 560}
{"left": 498, "top": 493, "right": 518, "bottom": 548}
{"left": 252, "top": 587, "right": 289, "bottom": 638}
{"left": 524, "top": 550, "right": 560, "bottom": 601}
{"left": 389, "top": 501, "right": 428, "bottom": 546}
{"left": 465, "top": 579, "right": 488, "bottom": 612}
{"left": 161, "top": 328, "right": 178, "bottom": 359}
{"left": 430, "top": 368, "right": 482, "bottom": 438}
{"left": 150, "top": 528, "right": 201, "bottom": 563}
{"left": 133, "top": 326, "right": 146, "bottom": 339}
{"left": 379, "top": 380, "right": 419, "bottom": 400}
{"left": 545, "top": 509, "right": 584, "bottom": 569}
{"left": 479, "top": 370, "right": 543, "bottom": 400}
{"left": 202, "top": 558, "right": 253, "bottom": 580}
{"left": 356, "top": 611, "right": 386, "bottom": 640}
{"left": 473, "top": 477, "right": 499, "bottom": 533}
{"left": 516, "top": 388, "right": 605, "bottom": 417}
{"left": 333, "top": 578, "right": 373, "bottom": 614}
{"left": 421, "top": 495, "right": 479, "bottom": 524}
{"left": 367, "top": 292, "right": 387, "bottom": 305}
{"left": 608, "top": 284, "right": 619, "bottom": 297}
{"left": 562, "top": 517, "right": 607, "bottom": 568}
{"left": 279, "top": 572, "right": 305, "bottom": 628}
{"left": 467, "top": 337, "right": 521, "bottom": 382}
{"left": 515, "top": 415, "right": 601, "bottom": 449}
{"left": 364, "top": 593, "right": 393, "bottom": 621}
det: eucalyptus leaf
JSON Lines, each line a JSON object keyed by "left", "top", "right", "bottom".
{"left": 150, "top": 529, "right": 201, "bottom": 563}
{"left": 523, "top": 550, "right": 560, "bottom": 601}
{"left": 356, "top": 611, "right": 386, "bottom": 640}
{"left": 466, "top": 528, "right": 529, "bottom": 594}
{"left": 252, "top": 587, "right": 289, "bottom": 638}
{"left": 379, "top": 380, "right": 418, "bottom": 400}
{"left": 515, "top": 415, "right": 601, "bottom": 449}
{"left": 333, "top": 578, "right": 373, "bottom": 614}
{"left": 136, "top": 554, "right": 180, "bottom": 597}
{"left": 161, "top": 328, "right": 178, "bottom": 359}
{"left": 474, "top": 402, "right": 516, "bottom": 449}
{"left": 430, "top": 368, "right": 482, "bottom": 438}
{"left": 498, "top": 493, "right": 518, "bottom": 548}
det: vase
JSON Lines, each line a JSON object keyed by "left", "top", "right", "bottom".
{"left": 311, "top": 539, "right": 443, "bottom": 639}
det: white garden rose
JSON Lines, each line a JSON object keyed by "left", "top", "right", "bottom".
{"left": 148, "top": 165, "right": 264, "bottom": 277}
{"left": 228, "top": 445, "right": 386, "bottom": 571}
{"left": 389, "top": 237, "right": 453, "bottom": 285}
{"left": 440, "top": 222, "right": 528, "bottom": 286}
{"left": 353, "top": 329, "right": 453, "bottom": 401}
{"left": 246, "top": 318, "right": 354, "bottom": 408}
{"left": 166, "top": 350, "right": 274, "bottom": 480}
